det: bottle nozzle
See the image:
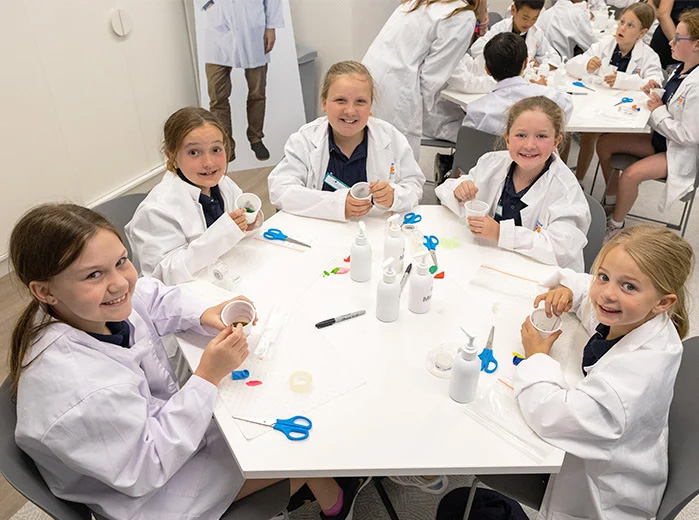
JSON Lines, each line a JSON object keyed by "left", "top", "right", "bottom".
{"left": 358, "top": 221, "right": 366, "bottom": 236}
{"left": 388, "top": 214, "right": 400, "bottom": 230}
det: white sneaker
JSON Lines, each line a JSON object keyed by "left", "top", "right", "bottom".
{"left": 387, "top": 475, "right": 449, "bottom": 495}
{"left": 604, "top": 219, "right": 625, "bottom": 243}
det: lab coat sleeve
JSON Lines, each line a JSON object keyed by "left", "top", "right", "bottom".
{"left": 267, "top": 131, "right": 348, "bottom": 222}
{"left": 420, "top": 15, "right": 474, "bottom": 112}
{"left": 537, "top": 33, "right": 562, "bottom": 67}
{"left": 573, "top": 11, "right": 597, "bottom": 53}
{"left": 41, "top": 375, "right": 219, "bottom": 497}
{"left": 127, "top": 205, "right": 245, "bottom": 286}
{"left": 566, "top": 43, "right": 599, "bottom": 78}
{"left": 514, "top": 353, "right": 626, "bottom": 460}
{"left": 264, "top": 0, "right": 284, "bottom": 28}
{"left": 446, "top": 55, "right": 497, "bottom": 93}
{"left": 650, "top": 87, "right": 699, "bottom": 146}
{"left": 434, "top": 169, "right": 477, "bottom": 216}
{"left": 388, "top": 131, "right": 426, "bottom": 213}
{"left": 469, "top": 30, "right": 494, "bottom": 59}
{"left": 613, "top": 50, "right": 663, "bottom": 90}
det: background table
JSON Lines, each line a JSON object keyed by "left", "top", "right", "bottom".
{"left": 176, "top": 207, "right": 590, "bottom": 479}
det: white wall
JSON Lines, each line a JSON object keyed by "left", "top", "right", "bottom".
{"left": 0, "top": 0, "right": 198, "bottom": 275}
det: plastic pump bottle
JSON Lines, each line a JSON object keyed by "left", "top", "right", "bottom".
{"left": 449, "top": 333, "right": 481, "bottom": 403}
{"left": 383, "top": 214, "right": 405, "bottom": 274}
{"left": 376, "top": 257, "right": 400, "bottom": 323}
{"left": 350, "top": 221, "right": 371, "bottom": 283}
{"left": 552, "top": 56, "right": 568, "bottom": 91}
{"left": 408, "top": 250, "right": 433, "bottom": 314}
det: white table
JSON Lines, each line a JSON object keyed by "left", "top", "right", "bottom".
{"left": 441, "top": 75, "right": 652, "bottom": 133}
{"left": 176, "top": 207, "right": 589, "bottom": 479}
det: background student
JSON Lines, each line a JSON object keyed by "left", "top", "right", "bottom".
{"left": 436, "top": 96, "right": 590, "bottom": 271}
{"left": 10, "top": 204, "right": 368, "bottom": 520}
{"left": 596, "top": 8, "right": 699, "bottom": 241}
{"left": 567, "top": 3, "right": 663, "bottom": 183}
{"left": 127, "top": 107, "right": 260, "bottom": 286}
{"left": 362, "top": 0, "right": 480, "bottom": 159}
{"left": 268, "top": 61, "right": 425, "bottom": 222}
{"left": 536, "top": 0, "right": 597, "bottom": 60}
{"left": 516, "top": 226, "right": 693, "bottom": 519}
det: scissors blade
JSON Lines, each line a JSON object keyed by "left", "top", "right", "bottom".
{"left": 232, "top": 415, "right": 275, "bottom": 427}
{"left": 485, "top": 325, "right": 495, "bottom": 350}
{"left": 286, "top": 237, "right": 311, "bottom": 248}
{"left": 430, "top": 250, "right": 438, "bottom": 269}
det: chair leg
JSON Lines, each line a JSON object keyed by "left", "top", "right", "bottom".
{"left": 462, "top": 477, "right": 480, "bottom": 520}
{"left": 680, "top": 188, "right": 697, "bottom": 237}
{"left": 590, "top": 161, "right": 600, "bottom": 196}
{"left": 373, "top": 477, "right": 401, "bottom": 520}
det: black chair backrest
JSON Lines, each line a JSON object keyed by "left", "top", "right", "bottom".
{"left": 451, "top": 126, "right": 501, "bottom": 180}
{"left": 93, "top": 193, "right": 147, "bottom": 271}
{"left": 583, "top": 193, "right": 605, "bottom": 273}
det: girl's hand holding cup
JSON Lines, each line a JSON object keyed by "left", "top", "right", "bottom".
{"left": 467, "top": 215, "right": 500, "bottom": 241}
{"left": 521, "top": 316, "right": 561, "bottom": 358}
{"left": 201, "top": 296, "right": 257, "bottom": 331}
{"left": 370, "top": 181, "right": 395, "bottom": 208}
{"left": 196, "top": 324, "right": 249, "bottom": 385}
{"left": 647, "top": 92, "right": 664, "bottom": 112}
{"left": 229, "top": 208, "right": 248, "bottom": 232}
{"left": 587, "top": 57, "right": 602, "bottom": 73}
{"left": 454, "top": 179, "right": 478, "bottom": 201}
{"left": 641, "top": 79, "right": 661, "bottom": 95}
{"left": 345, "top": 192, "right": 372, "bottom": 218}
{"left": 533, "top": 286, "right": 573, "bottom": 318}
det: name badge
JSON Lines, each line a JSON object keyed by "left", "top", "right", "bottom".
{"left": 495, "top": 203, "right": 503, "bottom": 217}
{"left": 202, "top": 0, "right": 214, "bottom": 10}
{"left": 323, "top": 172, "right": 350, "bottom": 191}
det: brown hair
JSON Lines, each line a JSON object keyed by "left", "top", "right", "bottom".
{"left": 591, "top": 226, "right": 694, "bottom": 338}
{"left": 621, "top": 3, "right": 655, "bottom": 30}
{"left": 320, "top": 60, "right": 377, "bottom": 103}
{"left": 8, "top": 204, "right": 122, "bottom": 395}
{"left": 679, "top": 8, "right": 699, "bottom": 39}
{"left": 162, "top": 107, "right": 231, "bottom": 172}
{"left": 401, "top": 0, "right": 479, "bottom": 19}
{"left": 504, "top": 96, "right": 568, "bottom": 151}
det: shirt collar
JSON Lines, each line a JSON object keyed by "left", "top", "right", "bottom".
{"left": 494, "top": 76, "right": 528, "bottom": 90}
{"left": 176, "top": 169, "right": 221, "bottom": 203}
{"left": 328, "top": 126, "right": 369, "bottom": 160}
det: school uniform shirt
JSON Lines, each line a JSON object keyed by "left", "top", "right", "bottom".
{"left": 125, "top": 172, "right": 245, "bottom": 286}
{"left": 268, "top": 116, "right": 426, "bottom": 222}
{"left": 515, "top": 269, "right": 682, "bottom": 520}
{"left": 566, "top": 35, "right": 663, "bottom": 90}
{"left": 322, "top": 126, "right": 369, "bottom": 191}
{"left": 15, "top": 278, "right": 245, "bottom": 520}
{"left": 363, "top": 4, "right": 476, "bottom": 158}
{"left": 649, "top": 64, "right": 699, "bottom": 212}
{"left": 463, "top": 76, "right": 574, "bottom": 136}
{"left": 536, "top": 0, "right": 597, "bottom": 60}
{"left": 435, "top": 151, "right": 590, "bottom": 271}
{"left": 469, "top": 18, "right": 562, "bottom": 75}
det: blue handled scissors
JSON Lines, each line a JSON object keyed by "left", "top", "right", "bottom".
{"left": 263, "top": 228, "right": 311, "bottom": 248}
{"left": 232, "top": 414, "right": 313, "bottom": 441}
{"left": 613, "top": 96, "right": 633, "bottom": 107}
{"left": 423, "top": 235, "right": 439, "bottom": 268}
{"left": 403, "top": 212, "right": 423, "bottom": 225}
{"left": 572, "top": 81, "right": 596, "bottom": 92}
{"left": 478, "top": 326, "right": 499, "bottom": 374}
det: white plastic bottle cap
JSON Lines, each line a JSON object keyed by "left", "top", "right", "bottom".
{"left": 289, "top": 371, "right": 313, "bottom": 393}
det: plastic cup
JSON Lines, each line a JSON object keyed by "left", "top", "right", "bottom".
{"left": 350, "top": 181, "right": 372, "bottom": 201}
{"left": 601, "top": 64, "right": 617, "bottom": 77}
{"left": 221, "top": 300, "right": 256, "bottom": 336}
{"left": 463, "top": 200, "right": 490, "bottom": 235}
{"left": 530, "top": 308, "right": 562, "bottom": 338}
{"left": 651, "top": 88, "right": 665, "bottom": 98}
{"left": 235, "top": 193, "right": 262, "bottom": 225}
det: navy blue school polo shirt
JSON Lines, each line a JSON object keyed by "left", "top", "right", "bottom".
{"left": 321, "top": 127, "right": 369, "bottom": 192}
{"left": 494, "top": 156, "right": 553, "bottom": 226}
{"left": 88, "top": 320, "right": 131, "bottom": 349}
{"left": 582, "top": 323, "right": 625, "bottom": 375}
{"left": 609, "top": 44, "right": 632, "bottom": 73}
{"left": 651, "top": 63, "right": 698, "bottom": 153}
{"left": 176, "top": 169, "right": 225, "bottom": 227}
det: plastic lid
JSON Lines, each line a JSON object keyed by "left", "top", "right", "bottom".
{"left": 388, "top": 214, "right": 401, "bottom": 236}
{"left": 383, "top": 257, "right": 397, "bottom": 282}
{"left": 415, "top": 250, "right": 430, "bottom": 275}
{"left": 356, "top": 221, "right": 367, "bottom": 245}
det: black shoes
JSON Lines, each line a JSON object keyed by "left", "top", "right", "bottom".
{"left": 319, "top": 476, "right": 372, "bottom": 520}
{"left": 251, "top": 141, "right": 270, "bottom": 161}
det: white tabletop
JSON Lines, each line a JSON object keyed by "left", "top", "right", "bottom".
{"left": 441, "top": 75, "right": 652, "bottom": 133}
{"left": 176, "top": 207, "right": 589, "bottom": 478}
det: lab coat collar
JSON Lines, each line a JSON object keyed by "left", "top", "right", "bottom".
{"left": 494, "top": 76, "right": 528, "bottom": 91}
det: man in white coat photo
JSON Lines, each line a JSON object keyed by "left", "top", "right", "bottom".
{"left": 200, "top": 0, "right": 284, "bottom": 161}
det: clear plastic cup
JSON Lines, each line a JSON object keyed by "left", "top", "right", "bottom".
{"left": 221, "top": 300, "right": 256, "bottom": 336}
{"left": 530, "top": 308, "right": 562, "bottom": 338}
{"left": 235, "top": 193, "right": 262, "bottom": 225}
{"left": 350, "top": 182, "right": 372, "bottom": 201}
{"left": 651, "top": 88, "right": 665, "bottom": 98}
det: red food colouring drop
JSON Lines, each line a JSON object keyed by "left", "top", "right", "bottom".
{"left": 434, "top": 271, "right": 445, "bottom": 279}
{"left": 246, "top": 380, "right": 263, "bottom": 387}
{"left": 344, "top": 256, "right": 351, "bottom": 263}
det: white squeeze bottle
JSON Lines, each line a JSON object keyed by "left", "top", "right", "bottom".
{"left": 553, "top": 56, "right": 568, "bottom": 91}
{"left": 376, "top": 257, "right": 400, "bottom": 323}
{"left": 449, "top": 334, "right": 480, "bottom": 404}
{"left": 408, "top": 250, "right": 433, "bottom": 314}
{"left": 350, "top": 221, "right": 372, "bottom": 283}
{"left": 383, "top": 214, "right": 405, "bottom": 273}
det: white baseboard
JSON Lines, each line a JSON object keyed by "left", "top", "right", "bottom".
{"left": 0, "top": 163, "right": 166, "bottom": 278}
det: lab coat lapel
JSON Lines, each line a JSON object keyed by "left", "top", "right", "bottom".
{"left": 628, "top": 42, "right": 645, "bottom": 76}
{"left": 310, "top": 120, "right": 330, "bottom": 189}
{"left": 519, "top": 159, "right": 555, "bottom": 229}
{"left": 366, "top": 118, "right": 392, "bottom": 182}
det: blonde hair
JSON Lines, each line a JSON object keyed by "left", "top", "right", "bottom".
{"left": 621, "top": 3, "right": 655, "bottom": 30}
{"left": 679, "top": 8, "right": 699, "bottom": 39}
{"left": 162, "top": 107, "right": 231, "bottom": 172}
{"left": 504, "top": 96, "right": 568, "bottom": 151}
{"left": 402, "top": 0, "right": 479, "bottom": 19}
{"left": 591, "top": 226, "right": 694, "bottom": 338}
{"left": 320, "top": 61, "right": 376, "bottom": 103}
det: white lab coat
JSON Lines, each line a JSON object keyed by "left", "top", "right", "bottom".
{"left": 126, "top": 172, "right": 245, "bottom": 286}
{"left": 15, "top": 278, "right": 244, "bottom": 520}
{"left": 515, "top": 269, "right": 682, "bottom": 520}
{"left": 643, "top": 19, "right": 659, "bottom": 46}
{"left": 649, "top": 65, "right": 699, "bottom": 212}
{"left": 566, "top": 35, "right": 663, "bottom": 90}
{"left": 268, "top": 116, "right": 426, "bottom": 221}
{"left": 435, "top": 151, "right": 590, "bottom": 271}
{"left": 463, "top": 76, "right": 574, "bottom": 136}
{"left": 363, "top": 2, "right": 476, "bottom": 158}
{"left": 198, "top": 0, "right": 284, "bottom": 68}
{"left": 470, "top": 18, "right": 562, "bottom": 74}
{"left": 536, "top": 0, "right": 597, "bottom": 60}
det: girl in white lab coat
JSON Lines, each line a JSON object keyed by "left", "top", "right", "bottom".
{"left": 9, "top": 203, "right": 368, "bottom": 520}
{"left": 126, "top": 107, "right": 258, "bottom": 286}
{"left": 596, "top": 8, "right": 699, "bottom": 240}
{"left": 362, "top": 0, "right": 480, "bottom": 159}
{"left": 267, "top": 61, "right": 426, "bottom": 222}
{"left": 516, "top": 225, "right": 693, "bottom": 519}
{"left": 567, "top": 3, "right": 663, "bottom": 181}
{"left": 435, "top": 96, "right": 591, "bottom": 271}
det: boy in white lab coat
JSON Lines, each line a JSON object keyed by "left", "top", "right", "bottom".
{"left": 536, "top": 0, "right": 597, "bottom": 60}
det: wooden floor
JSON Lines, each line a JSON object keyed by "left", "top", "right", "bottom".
{"left": 0, "top": 165, "right": 274, "bottom": 519}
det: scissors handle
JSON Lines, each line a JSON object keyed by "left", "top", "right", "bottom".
{"left": 403, "top": 212, "right": 422, "bottom": 224}
{"left": 274, "top": 416, "right": 312, "bottom": 441}
{"left": 478, "top": 349, "right": 499, "bottom": 374}
{"left": 263, "top": 228, "right": 287, "bottom": 241}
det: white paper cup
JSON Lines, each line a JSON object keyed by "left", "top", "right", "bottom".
{"left": 235, "top": 193, "right": 262, "bottom": 225}
{"left": 601, "top": 64, "right": 617, "bottom": 76}
{"left": 651, "top": 88, "right": 665, "bottom": 98}
{"left": 530, "top": 308, "right": 562, "bottom": 338}
{"left": 221, "top": 300, "right": 256, "bottom": 336}
{"left": 350, "top": 181, "right": 372, "bottom": 201}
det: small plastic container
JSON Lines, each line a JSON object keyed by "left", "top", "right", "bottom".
{"left": 651, "top": 88, "right": 665, "bottom": 98}
{"left": 235, "top": 193, "right": 262, "bottom": 225}
{"left": 221, "top": 300, "right": 256, "bottom": 336}
{"left": 463, "top": 200, "right": 490, "bottom": 235}
{"left": 350, "top": 182, "right": 372, "bottom": 201}
{"left": 530, "top": 308, "right": 562, "bottom": 338}
{"left": 425, "top": 343, "right": 459, "bottom": 378}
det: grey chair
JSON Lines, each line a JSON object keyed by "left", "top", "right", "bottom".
{"left": 583, "top": 192, "right": 605, "bottom": 273}
{"left": 488, "top": 11, "right": 504, "bottom": 25}
{"left": 221, "top": 480, "right": 289, "bottom": 520}
{"left": 450, "top": 126, "right": 501, "bottom": 181}
{"left": 93, "top": 193, "right": 147, "bottom": 271}
{"left": 462, "top": 474, "right": 548, "bottom": 519}
{"left": 0, "top": 378, "right": 93, "bottom": 520}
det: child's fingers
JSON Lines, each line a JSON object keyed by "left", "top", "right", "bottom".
{"left": 533, "top": 292, "right": 548, "bottom": 309}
